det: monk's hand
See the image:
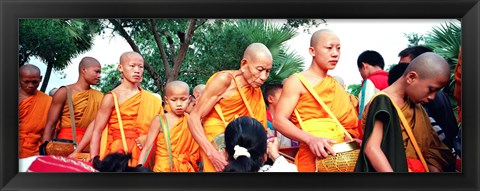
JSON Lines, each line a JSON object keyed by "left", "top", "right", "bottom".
{"left": 208, "top": 149, "right": 228, "bottom": 172}
{"left": 68, "top": 150, "right": 78, "bottom": 158}
{"left": 344, "top": 134, "right": 363, "bottom": 146}
{"left": 135, "top": 135, "right": 147, "bottom": 150}
{"left": 307, "top": 136, "right": 336, "bottom": 159}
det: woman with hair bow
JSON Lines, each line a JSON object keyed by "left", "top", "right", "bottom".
{"left": 223, "top": 116, "right": 297, "bottom": 172}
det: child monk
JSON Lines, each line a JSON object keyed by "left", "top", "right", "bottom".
{"left": 355, "top": 52, "right": 455, "bottom": 172}
{"left": 138, "top": 81, "right": 200, "bottom": 172}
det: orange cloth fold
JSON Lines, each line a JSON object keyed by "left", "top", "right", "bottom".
{"left": 19, "top": 91, "right": 52, "bottom": 158}
{"left": 101, "top": 89, "right": 163, "bottom": 166}
{"left": 201, "top": 71, "right": 267, "bottom": 172}
{"left": 290, "top": 75, "right": 359, "bottom": 172}
{"left": 57, "top": 88, "right": 102, "bottom": 143}
{"left": 154, "top": 114, "right": 200, "bottom": 172}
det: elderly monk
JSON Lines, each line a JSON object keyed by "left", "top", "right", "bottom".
{"left": 186, "top": 84, "right": 205, "bottom": 114}
{"left": 273, "top": 29, "right": 360, "bottom": 172}
{"left": 19, "top": 64, "right": 52, "bottom": 158}
{"left": 138, "top": 81, "right": 200, "bottom": 172}
{"left": 41, "top": 57, "right": 103, "bottom": 154}
{"left": 188, "top": 43, "right": 273, "bottom": 172}
{"left": 355, "top": 53, "right": 455, "bottom": 172}
{"left": 89, "top": 52, "right": 163, "bottom": 166}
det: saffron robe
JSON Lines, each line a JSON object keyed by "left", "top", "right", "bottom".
{"left": 154, "top": 114, "right": 200, "bottom": 172}
{"left": 57, "top": 89, "right": 103, "bottom": 143}
{"left": 101, "top": 89, "right": 163, "bottom": 166}
{"left": 19, "top": 90, "right": 52, "bottom": 158}
{"left": 355, "top": 95, "right": 454, "bottom": 172}
{"left": 290, "top": 74, "right": 359, "bottom": 172}
{"left": 201, "top": 71, "right": 267, "bottom": 172}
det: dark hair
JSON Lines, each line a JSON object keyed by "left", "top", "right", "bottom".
{"left": 92, "top": 152, "right": 153, "bottom": 172}
{"left": 263, "top": 84, "right": 283, "bottom": 106}
{"left": 223, "top": 116, "right": 267, "bottom": 172}
{"left": 357, "top": 50, "right": 385, "bottom": 69}
{"left": 398, "top": 45, "right": 433, "bottom": 60}
{"left": 388, "top": 62, "right": 409, "bottom": 85}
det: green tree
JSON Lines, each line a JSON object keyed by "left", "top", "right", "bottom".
{"left": 404, "top": 32, "right": 425, "bottom": 47}
{"left": 19, "top": 19, "right": 100, "bottom": 92}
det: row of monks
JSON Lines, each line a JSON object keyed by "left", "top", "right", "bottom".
{"left": 19, "top": 29, "right": 460, "bottom": 172}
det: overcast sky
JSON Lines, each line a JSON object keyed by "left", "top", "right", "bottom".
{"left": 30, "top": 19, "right": 459, "bottom": 93}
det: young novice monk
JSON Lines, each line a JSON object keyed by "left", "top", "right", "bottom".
{"left": 89, "top": 52, "right": 163, "bottom": 166}
{"left": 355, "top": 52, "right": 455, "bottom": 172}
{"left": 138, "top": 81, "right": 201, "bottom": 172}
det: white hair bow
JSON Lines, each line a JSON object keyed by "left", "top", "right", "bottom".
{"left": 233, "top": 145, "right": 251, "bottom": 159}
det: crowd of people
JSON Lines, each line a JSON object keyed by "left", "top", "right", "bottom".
{"left": 18, "top": 29, "right": 461, "bottom": 173}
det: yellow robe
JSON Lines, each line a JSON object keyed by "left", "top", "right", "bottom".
{"left": 201, "top": 71, "right": 267, "bottom": 172}
{"left": 290, "top": 75, "right": 359, "bottom": 172}
{"left": 57, "top": 89, "right": 103, "bottom": 143}
{"left": 101, "top": 89, "right": 163, "bottom": 166}
{"left": 19, "top": 90, "right": 52, "bottom": 158}
{"left": 154, "top": 114, "right": 200, "bottom": 172}
{"left": 400, "top": 100, "right": 453, "bottom": 171}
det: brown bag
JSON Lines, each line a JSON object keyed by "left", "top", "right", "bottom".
{"left": 42, "top": 86, "right": 79, "bottom": 157}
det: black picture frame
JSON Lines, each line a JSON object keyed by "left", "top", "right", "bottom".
{"left": 2, "top": 0, "right": 479, "bottom": 190}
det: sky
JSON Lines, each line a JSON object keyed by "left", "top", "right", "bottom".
{"left": 29, "top": 19, "right": 459, "bottom": 93}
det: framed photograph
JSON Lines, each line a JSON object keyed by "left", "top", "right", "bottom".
{"left": 2, "top": 0, "right": 479, "bottom": 190}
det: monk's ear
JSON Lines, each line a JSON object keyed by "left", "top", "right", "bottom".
{"left": 405, "top": 71, "right": 418, "bottom": 84}
{"left": 117, "top": 64, "right": 123, "bottom": 72}
{"left": 240, "top": 58, "right": 248, "bottom": 68}
{"left": 308, "top": 47, "right": 315, "bottom": 56}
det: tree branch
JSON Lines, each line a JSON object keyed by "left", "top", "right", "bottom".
{"left": 150, "top": 19, "right": 170, "bottom": 76}
{"left": 170, "top": 19, "right": 197, "bottom": 82}
{"left": 179, "top": 70, "right": 214, "bottom": 75}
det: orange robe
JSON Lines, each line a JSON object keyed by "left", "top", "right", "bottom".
{"left": 19, "top": 90, "right": 52, "bottom": 158}
{"left": 101, "top": 89, "right": 163, "bottom": 166}
{"left": 201, "top": 71, "right": 267, "bottom": 172}
{"left": 290, "top": 75, "right": 359, "bottom": 172}
{"left": 57, "top": 89, "right": 103, "bottom": 143}
{"left": 154, "top": 114, "right": 200, "bottom": 172}
{"left": 454, "top": 47, "right": 462, "bottom": 122}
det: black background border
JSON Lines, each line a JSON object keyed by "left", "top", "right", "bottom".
{"left": 1, "top": 0, "right": 479, "bottom": 190}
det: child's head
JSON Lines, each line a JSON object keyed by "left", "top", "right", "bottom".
{"left": 402, "top": 52, "right": 450, "bottom": 104}
{"left": 223, "top": 116, "right": 268, "bottom": 172}
{"left": 164, "top": 81, "right": 190, "bottom": 116}
{"left": 263, "top": 84, "right": 283, "bottom": 107}
{"left": 92, "top": 152, "right": 153, "bottom": 172}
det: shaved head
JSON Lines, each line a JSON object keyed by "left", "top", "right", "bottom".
{"left": 242, "top": 43, "right": 273, "bottom": 62}
{"left": 79, "top": 57, "right": 101, "bottom": 72}
{"left": 20, "top": 64, "right": 41, "bottom": 77}
{"left": 310, "top": 29, "right": 338, "bottom": 47}
{"left": 404, "top": 52, "right": 450, "bottom": 80}
{"left": 165, "top": 81, "right": 190, "bottom": 96}
{"left": 193, "top": 84, "right": 205, "bottom": 95}
{"left": 120, "top": 51, "right": 143, "bottom": 65}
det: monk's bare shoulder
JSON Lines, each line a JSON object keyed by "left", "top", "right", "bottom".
{"left": 283, "top": 74, "right": 306, "bottom": 95}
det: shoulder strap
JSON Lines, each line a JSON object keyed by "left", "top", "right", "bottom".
{"left": 158, "top": 114, "right": 173, "bottom": 171}
{"left": 231, "top": 73, "right": 254, "bottom": 117}
{"left": 65, "top": 86, "right": 77, "bottom": 145}
{"left": 371, "top": 92, "right": 430, "bottom": 172}
{"left": 111, "top": 92, "right": 128, "bottom": 152}
{"left": 293, "top": 73, "right": 353, "bottom": 141}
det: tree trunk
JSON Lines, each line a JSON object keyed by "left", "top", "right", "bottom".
{"left": 169, "top": 19, "right": 197, "bottom": 82}
{"left": 40, "top": 62, "right": 53, "bottom": 92}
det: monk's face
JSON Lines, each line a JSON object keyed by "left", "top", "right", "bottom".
{"left": 309, "top": 32, "right": 340, "bottom": 71}
{"left": 119, "top": 55, "right": 144, "bottom": 83}
{"left": 165, "top": 87, "right": 190, "bottom": 116}
{"left": 240, "top": 55, "right": 272, "bottom": 88}
{"left": 406, "top": 73, "right": 448, "bottom": 104}
{"left": 83, "top": 64, "right": 102, "bottom": 85}
{"left": 19, "top": 71, "right": 41, "bottom": 95}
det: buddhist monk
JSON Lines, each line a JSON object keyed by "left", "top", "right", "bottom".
{"left": 138, "top": 81, "right": 200, "bottom": 172}
{"left": 89, "top": 51, "right": 163, "bottom": 166}
{"left": 355, "top": 52, "right": 455, "bottom": 172}
{"left": 273, "top": 29, "right": 360, "bottom": 172}
{"left": 41, "top": 57, "right": 103, "bottom": 155}
{"left": 188, "top": 43, "right": 273, "bottom": 172}
{"left": 19, "top": 64, "right": 52, "bottom": 158}
{"left": 186, "top": 84, "right": 205, "bottom": 114}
